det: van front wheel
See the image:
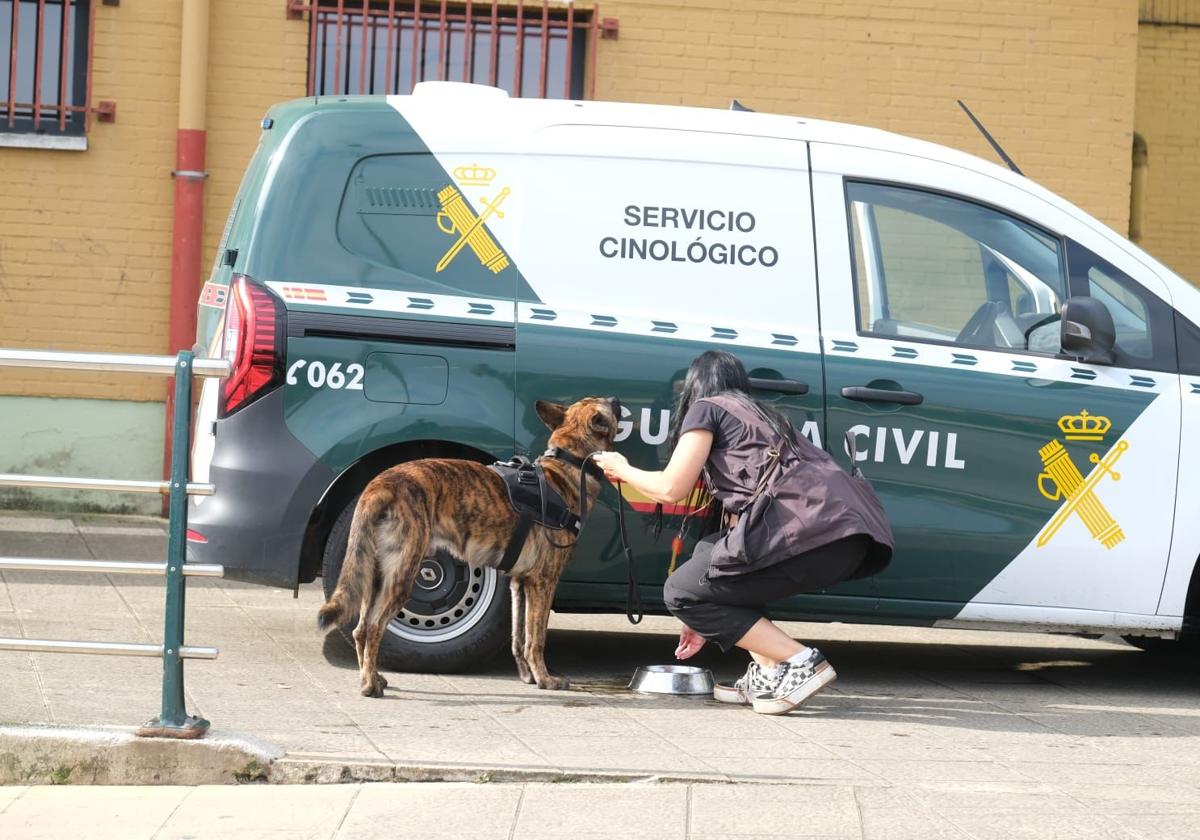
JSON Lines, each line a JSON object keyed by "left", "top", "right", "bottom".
{"left": 320, "top": 497, "right": 512, "bottom": 673}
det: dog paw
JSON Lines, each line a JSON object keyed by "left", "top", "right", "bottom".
{"left": 536, "top": 674, "right": 570, "bottom": 691}
{"left": 515, "top": 660, "right": 535, "bottom": 684}
{"left": 360, "top": 674, "right": 387, "bottom": 698}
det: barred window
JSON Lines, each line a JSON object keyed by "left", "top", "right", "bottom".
{"left": 299, "top": 1, "right": 596, "bottom": 99}
{"left": 1, "top": 0, "right": 91, "bottom": 136}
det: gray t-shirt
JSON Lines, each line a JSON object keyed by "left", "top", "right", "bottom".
{"left": 679, "top": 400, "right": 743, "bottom": 452}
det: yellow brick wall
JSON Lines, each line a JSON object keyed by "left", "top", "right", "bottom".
{"left": 1134, "top": 13, "right": 1200, "bottom": 284}
{"left": 0, "top": 1, "right": 180, "bottom": 402}
{"left": 202, "top": 1, "right": 308, "bottom": 271}
{"left": 598, "top": 0, "right": 1139, "bottom": 234}
{"left": 0, "top": 0, "right": 1150, "bottom": 407}
{"left": 0, "top": 1, "right": 310, "bottom": 403}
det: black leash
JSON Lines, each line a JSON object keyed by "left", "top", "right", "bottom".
{"left": 614, "top": 475, "right": 643, "bottom": 624}
{"left": 542, "top": 447, "right": 642, "bottom": 625}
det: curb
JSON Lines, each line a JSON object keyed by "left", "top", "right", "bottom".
{"left": 270, "top": 755, "right": 736, "bottom": 786}
{"left": 0, "top": 724, "right": 283, "bottom": 786}
{"left": 0, "top": 727, "right": 861, "bottom": 788}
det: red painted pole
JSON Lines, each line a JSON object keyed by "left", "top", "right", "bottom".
{"left": 168, "top": 128, "right": 207, "bottom": 362}
{"left": 163, "top": 0, "right": 210, "bottom": 510}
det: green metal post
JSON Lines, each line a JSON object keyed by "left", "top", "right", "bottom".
{"left": 137, "top": 350, "right": 209, "bottom": 739}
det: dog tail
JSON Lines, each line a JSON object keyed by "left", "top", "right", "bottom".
{"left": 317, "top": 490, "right": 386, "bottom": 631}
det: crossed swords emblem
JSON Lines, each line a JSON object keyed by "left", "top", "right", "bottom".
{"left": 435, "top": 185, "right": 511, "bottom": 274}
{"left": 1036, "top": 430, "right": 1128, "bottom": 550}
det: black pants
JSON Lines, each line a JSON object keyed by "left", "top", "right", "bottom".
{"left": 663, "top": 533, "right": 870, "bottom": 652}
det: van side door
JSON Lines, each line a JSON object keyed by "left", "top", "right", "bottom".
{"left": 809, "top": 142, "right": 1181, "bottom": 628}
{"left": 514, "top": 127, "right": 824, "bottom": 601}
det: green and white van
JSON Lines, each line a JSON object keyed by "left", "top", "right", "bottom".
{"left": 188, "top": 81, "right": 1200, "bottom": 670}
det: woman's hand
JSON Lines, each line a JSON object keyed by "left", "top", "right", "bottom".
{"left": 592, "top": 451, "right": 630, "bottom": 483}
{"left": 674, "top": 624, "right": 706, "bottom": 660}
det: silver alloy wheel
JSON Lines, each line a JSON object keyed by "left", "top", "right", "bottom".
{"left": 385, "top": 552, "right": 500, "bottom": 643}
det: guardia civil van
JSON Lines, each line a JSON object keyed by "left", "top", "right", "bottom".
{"left": 188, "top": 81, "right": 1200, "bottom": 670}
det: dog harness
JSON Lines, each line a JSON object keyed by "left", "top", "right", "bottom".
{"left": 488, "top": 448, "right": 606, "bottom": 574}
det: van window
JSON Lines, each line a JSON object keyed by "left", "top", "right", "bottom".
{"left": 336, "top": 153, "right": 519, "bottom": 300}
{"left": 846, "top": 182, "right": 1066, "bottom": 355}
{"left": 1176, "top": 311, "right": 1200, "bottom": 377}
{"left": 1065, "top": 240, "right": 1177, "bottom": 372}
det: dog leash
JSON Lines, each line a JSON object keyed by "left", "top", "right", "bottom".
{"left": 541, "top": 447, "right": 643, "bottom": 625}
{"left": 613, "top": 476, "right": 643, "bottom": 625}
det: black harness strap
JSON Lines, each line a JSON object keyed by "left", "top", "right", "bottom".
{"left": 490, "top": 452, "right": 586, "bottom": 573}
{"left": 497, "top": 509, "right": 535, "bottom": 574}
{"left": 490, "top": 446, "right": 641, "bottom": 623}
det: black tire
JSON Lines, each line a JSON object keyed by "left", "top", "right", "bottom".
{"left": 320, "top": 495, "right": 512, "bottom": 673}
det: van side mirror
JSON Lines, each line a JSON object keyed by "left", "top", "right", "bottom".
{"left": 1060, "top": 296, "right": 1116, "bottom": 365}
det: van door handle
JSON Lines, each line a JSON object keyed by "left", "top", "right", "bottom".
{"left": 841, "top": 386, "right": 924, "bottom": 406}
{"left": 749, "top": 377, "right": 810, "bottom": 395}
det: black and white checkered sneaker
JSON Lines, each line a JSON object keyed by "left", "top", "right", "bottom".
{"left": 712, "top": 661, "right": 779, "bottom": 705}
{"left": 750, "top": 648, "right": 837, "bottom": 715}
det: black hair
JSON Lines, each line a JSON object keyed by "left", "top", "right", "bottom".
{"left": 652, "top": 350, "right": 798, "bottom": 539}
{"left": 667, "top": 350, "right": 797, "bottom": 450}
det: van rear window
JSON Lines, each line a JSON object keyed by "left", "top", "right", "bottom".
{"left": 336, "top": 154, "right": 515, "bottom": 300}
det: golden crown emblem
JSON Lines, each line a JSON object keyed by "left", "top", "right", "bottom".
{"left": 453, "top": 163, "right": 496, "bottom": 186}
{"left": 1058, "top": 410, "right": 1111, "bottom": 441}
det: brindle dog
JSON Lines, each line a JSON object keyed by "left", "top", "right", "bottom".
{"left": 318, "top": 397, "right": 620, "bottom": 697}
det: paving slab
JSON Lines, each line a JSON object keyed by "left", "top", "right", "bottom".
{"left": 516, "top": 783, "right": 688, "bottom": 839}
{"left": 156, "top": 783, "right": 359, "bottom": 840}
{"left": 333, "top": 782, "right": 523, "bottom": 840}
{"left": 0, "top": 784, "right": 188, "bottom": 840}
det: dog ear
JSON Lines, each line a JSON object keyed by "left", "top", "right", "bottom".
{"left": 588, "top": 410, "right": 611, "bottom": 435}
{"left": 535, "top": 400, "right": 567, "bottom": 431}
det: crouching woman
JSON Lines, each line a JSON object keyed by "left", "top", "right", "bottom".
{"left": 593, "top": 350, "right": 894, "bottom": 714}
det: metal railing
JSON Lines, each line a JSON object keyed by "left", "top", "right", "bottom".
{"left": 0, "top": 348, "right": 230, "bottom": 739}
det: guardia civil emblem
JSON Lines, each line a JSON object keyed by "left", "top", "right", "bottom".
{"left": 1035, "top": 410, "right": 1128, "bottom": 549}
{"left": 435, "top": 163, "right": 510, "bottom": 274}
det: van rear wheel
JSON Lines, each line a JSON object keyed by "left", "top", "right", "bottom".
{"left": 320, "top": 496, "right": 512, "bottom": 673}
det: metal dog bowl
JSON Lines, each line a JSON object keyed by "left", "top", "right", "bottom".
{"left": 628, "top": 664, "right": 714, "bottom": 695}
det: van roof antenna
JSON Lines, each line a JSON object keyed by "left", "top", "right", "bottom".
{"left": 730, "top": 99, "right": 754, "bottom": 112}
{"left": 957, "top": 99, "right": 1023, "bottom": 177}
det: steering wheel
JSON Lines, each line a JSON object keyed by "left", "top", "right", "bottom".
{"left": 955, "top": 301, "right": 1003, "bottom": 345}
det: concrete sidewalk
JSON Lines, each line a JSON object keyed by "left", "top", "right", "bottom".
{"left": 7, "top": 772, "right": 1200, "bottom": 840}
{"left": 5, "top": 512, "right": 1200, "bottom": 824}
{"left": 5, "top": 780, "right": 1200, "bottom": 840}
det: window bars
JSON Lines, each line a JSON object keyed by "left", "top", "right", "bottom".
{"left": 287, "top": 1, "right": 614, "bottom": 101}
{"left": 1, "top": 0, "right": 94, "bottom": 135}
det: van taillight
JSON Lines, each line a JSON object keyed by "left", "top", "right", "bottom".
{"left": 219, "top": 275, "right": 284, "bottom": 417}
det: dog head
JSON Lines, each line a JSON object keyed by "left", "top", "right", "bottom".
{"left": 536, "top": 397, "right": 622, "bottom": 455}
